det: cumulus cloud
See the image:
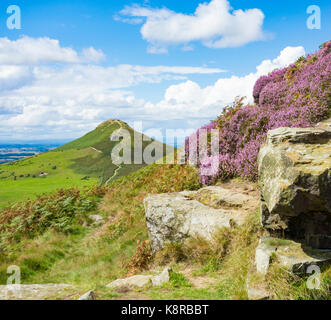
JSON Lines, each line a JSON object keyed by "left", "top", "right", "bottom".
{"left": 0, "top": 36, "right": 225, "bottom": 140}
{"left": 144, "top": 46, "right": 306, "bottom": 120}
{"left": 0, "top": 65, "right": 32, "bottom": 91}
{"left": 0, "top": 35, "right": 305, "bottom": 143}
{"left": 0, "top": 36, "right": 106, "bottom": 65}
{"left": 118, "top": 0, "right": 265, "bottom": 53}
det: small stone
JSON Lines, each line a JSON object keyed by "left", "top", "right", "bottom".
{"left": 246, "top": 269, "right": 270, "bottom": 300}
{"left": 247, "top": 285, "right": 270, "bottom": 300}
{"left": 89, "top": 215, "right": 103, "bottom": 224}
{"left": 106, "top": 275, "right": 153, "bottom": 290}
{"left": 152, "top": 268, "right": 171, "bottom": 287}
{"left": 78, "top": 290, "right": 95, "bottom": 300}
{"left": 255, "top": 238, "right": 276, "bottom": 275}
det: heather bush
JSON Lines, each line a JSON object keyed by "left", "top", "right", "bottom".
{"left": 186, "top": 41, "right": 331, "bottom": 184}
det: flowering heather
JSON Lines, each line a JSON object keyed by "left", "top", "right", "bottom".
{"left": 186, "top": 41, "right": 331, "bottom": 184}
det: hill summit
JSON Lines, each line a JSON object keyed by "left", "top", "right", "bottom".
{"left": 0, "top": 119, "right": 171, "bottom": 206}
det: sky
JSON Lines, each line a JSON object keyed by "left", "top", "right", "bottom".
{"left": 0, "top": 0, "right": 330, "bottom": 145}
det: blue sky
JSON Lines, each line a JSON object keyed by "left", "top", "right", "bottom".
{"left": 0, "top": 0, "right": 330, "bottom": 144}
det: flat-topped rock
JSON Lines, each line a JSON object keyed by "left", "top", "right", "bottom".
{"left": 191, "top": 186, "right": 253, "bottom": 208}
{"left": 107, "top": 268, "right": 171, "bottom": 291}
{"left": 255, "top": 237, "right": 331, "bottom": 275}
{"left": 0, "top": 284, "right": 72, "bottom": 300}
{"left": 107, "top": 275, "right": 153, "bottom": 290}
{"left": 265, "top": 126, "right": 331, "bottom": 145}
{"left": 144, "top": 187, "right": 254, "bottom": 252}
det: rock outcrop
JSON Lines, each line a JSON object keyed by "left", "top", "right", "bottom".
{"left": 258, "top": 124, "right": 331, "bottom": 249}
{"left": 144, "top": 185, "right": 258, "bottom": 252}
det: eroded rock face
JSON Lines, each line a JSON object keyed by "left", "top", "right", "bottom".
{"left": 144, "top": 186, "right": 256, "bottom": 252}
{"left": 258, "top": 124, "right": 331, "bottom": 249}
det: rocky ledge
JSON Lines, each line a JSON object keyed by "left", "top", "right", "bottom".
{"left": 258, "top": 123, "right": 331, "bottom": 249}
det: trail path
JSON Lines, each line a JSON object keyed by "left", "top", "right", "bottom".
{"left": 90, "top": 147, "right": 102, "bottom": 153}
{"left": 105, "top": 120, "right": 124, "bottom": 185}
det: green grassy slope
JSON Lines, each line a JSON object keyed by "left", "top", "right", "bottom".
{"left": 0, "top": 120, "right": 173, "bottom": 207}
{"left": 0, "top": 163, "right": 202, "bottom": 293}
{"left": 0, "top": 163, "right": 329, "bottom": 300}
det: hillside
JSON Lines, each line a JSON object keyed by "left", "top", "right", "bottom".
{"left": 0, "top": 120, "right": 172, "bottom": 207}
{"left": 0, "top": 42, "right": 330, "bottom": 301}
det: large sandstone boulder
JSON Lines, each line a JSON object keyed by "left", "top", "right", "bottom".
{"left": 258, "top": 124, "right": 331, "bottom": 249}
{"left": 144, "top": 186, "right": 256, "bottom": 252}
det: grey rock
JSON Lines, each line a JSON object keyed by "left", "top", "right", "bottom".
{"left": 144, "top": 191, "right": 247, "bottom": 252}
{"left": 89, "top": 215, "right": 104, "bottom": 224}
{"left": 193, "top": 186, "right": 252, "bottom": 208}
{"left": 106, "top": 275, "right": 153, "bottom": 290}
{"left": 255, "top": 238, "right": 276, "bottom": 275}
{"left": 247, "top": 286, "right": 270, "bottom": 300}
{"left": 152, "top": 268, "right": 171, "bottom": 287}
{"left": 258, "top": 123, "right": 331, "bottom": 249}
{"left": 316, "top": 117, "right": 331, "bottom": 129}
{"left": 275, "top": 241, "right": 331, "bottom": 274}
{"left": 0, "top": 284, "right": 72, "bottom": 300}
{"left": 78, "top": 290, "right": 95, "bottom": 300}
{"left": 106, "top": 269, "right": 172, "bottom": 292}
{"left": 254, "top": 237, "right": 331, "bottom": 275}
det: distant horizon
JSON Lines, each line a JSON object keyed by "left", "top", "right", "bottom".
{"left": 0, "top": 140, "right": 70, "bottom": 145}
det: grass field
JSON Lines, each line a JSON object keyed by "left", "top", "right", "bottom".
{"left": 0, "top": 148, "right": 99, "bottom": 207}
{"left": 0, "top": 120, "right": 172, "bottom": 207}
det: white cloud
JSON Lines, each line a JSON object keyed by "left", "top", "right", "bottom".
{"left": 0, "top": 36, "right": 225, "bottom": 140}
{"left": 119, "top": 0, "right": 265, "bottom": 53}
{"left": 81, "top": 47, "right": 106, "bottom": 63}
{"left": 144, "top": 46, "right": 305, "bottom": 120}
{"left": 0, "top": 65, "right": 32, "bottom": 91}
{"left": 0, "top": 36, "right": 106, "bottom": 65}
{"left": 0, "top": 34, "right": 305, "bottom": 143}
